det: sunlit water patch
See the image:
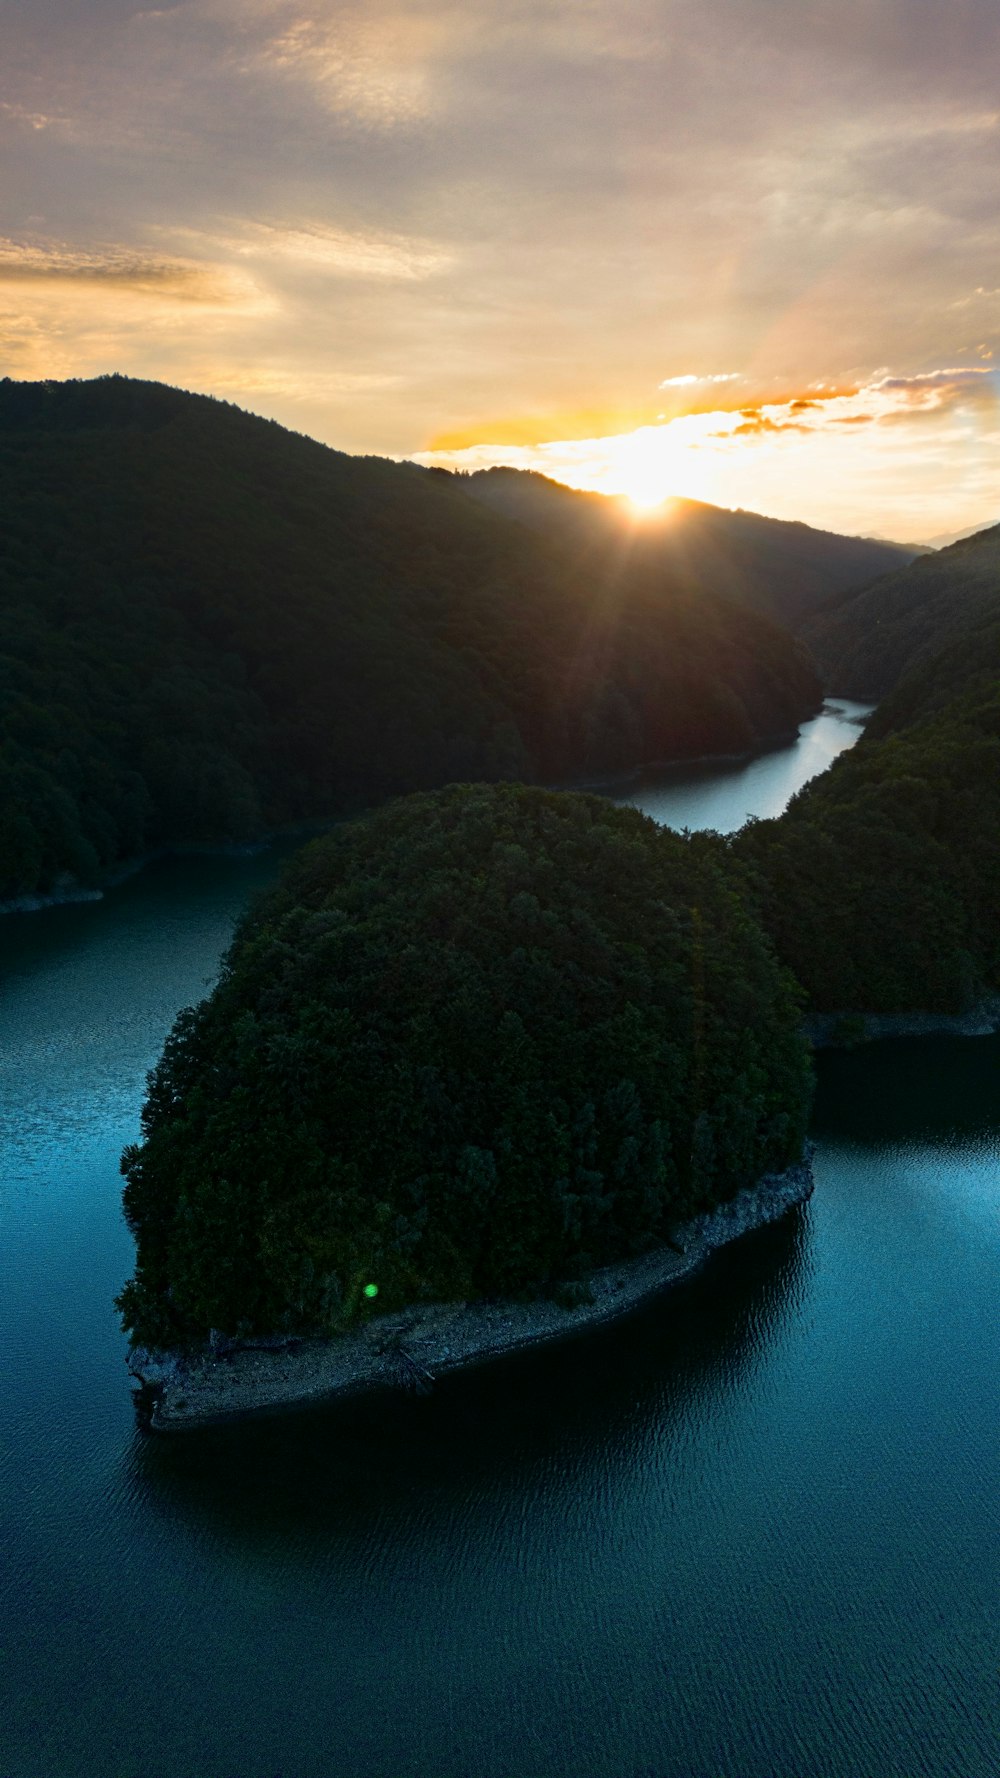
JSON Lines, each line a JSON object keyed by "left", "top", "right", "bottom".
{"left": 608, "top": 699, "right": 871, "bottom": 833}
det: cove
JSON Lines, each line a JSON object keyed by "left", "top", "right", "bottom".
{"left": 1, "top": 702, "right": 997, "bottom": 1778}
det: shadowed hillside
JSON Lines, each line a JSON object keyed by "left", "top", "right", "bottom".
{"left": 740, "top": 608, "right": 1000, "bottom": 1016}
{"left": 804, "top": 523, "right": 1000, "bottom": 698}
{"left": 460, "top": 467, "right": 916, "bottom": 631}
{"left": 0, "top": 376, "right": 823, "bottom": 902}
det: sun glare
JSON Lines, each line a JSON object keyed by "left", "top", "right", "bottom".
{"left": 627, "top": 486, "right": 669, "bottom": 514}
{"left": 613, "top": 424, "right": 693, "bottom": 512}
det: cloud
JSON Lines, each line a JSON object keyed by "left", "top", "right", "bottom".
{"left": 710, "top": 370, "right": 997, "bottom": 439}
{"left": 0, "top": 101, "right": 67, "bottom": 132}
{"left": 180, "top": 362, "right": 403, "bottom": 402}
{"left": 659, "top": 372, "right": 741, "bottom": 389}
{"left": 0, "top": 237, "right": 251, "bottom": 302}
{"left": 247, "top": 9, "right": 444, "bottom": 129}
{"left": 168, "top": 219, "right": 451, "bottom": 281}
{"left": 730, "top": 414, "right": 811, "bottom": 436}
{"left": 1, "top": 0, "right": 1000, "bottom": 528}
{"left": 874, "top": 367, "right": 993, "bottom": 395}
{"left": 419, "top": 364, "right": 999, "bottom": 538}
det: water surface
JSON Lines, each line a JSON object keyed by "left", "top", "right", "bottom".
{"left": 608, "top": 698, "right": 871, "bottom": 832}
{"left": 2, "top": 717, "right": 997, "bottom": 1778}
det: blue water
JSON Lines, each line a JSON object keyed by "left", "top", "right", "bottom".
{"left": 1, "top": 722, "right": 997, "bottom": 1778}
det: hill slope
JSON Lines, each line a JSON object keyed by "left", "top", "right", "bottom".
{"left": 739, "top": 611, "right": 1000, "bottom": 1016}
{"left": 460, "top": 467, "right": 916, "bottom": 631}
{"left": 803, "top": 524, "right": 1000, "bottom": 698}
{"left": 0, "top": 375, "right": 822, "bottom": 902}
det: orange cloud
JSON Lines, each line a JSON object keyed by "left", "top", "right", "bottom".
{"left": 417, "top": 365, "right": 999, "bottom": 539}
{"left": 0, "top": 238, "right": 247, "bottom": 303}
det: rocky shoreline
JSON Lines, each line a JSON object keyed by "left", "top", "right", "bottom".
{"left": 128, "top": 1153, "right": 814, "bottom": 1431}
{"left": 806, "top": 997, "right": 1000, "bottom": 1046}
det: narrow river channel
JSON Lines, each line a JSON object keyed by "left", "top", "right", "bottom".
{"left": 1, "top": 702, "right": 996, "bottom": 1778}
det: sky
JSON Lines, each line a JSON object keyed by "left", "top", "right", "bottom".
{"left": 1, "top": 0, "right": 998, "bottom": 540}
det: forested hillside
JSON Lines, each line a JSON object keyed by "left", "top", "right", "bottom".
{"left": 118, "top": 786, "right": 811, "bottom": 1348}
{"left": 739, "top": 612, "right": 1000, "bottom": 1016}
{"left": 461, "top": 467, "right": 916, "bottom": 630}
{"left": 804, "top": 524, "right": 1000, "bottom": 697}
{"left": 0, "top": 375, "right": 822, "bottom": 901}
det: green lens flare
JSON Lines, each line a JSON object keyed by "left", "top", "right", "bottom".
{"left": 363, "top": 1283, "right": 379, "bottom": 1298}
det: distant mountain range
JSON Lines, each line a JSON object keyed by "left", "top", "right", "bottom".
{"left": 921, "top": 521, "right": 998, "bottom": 549}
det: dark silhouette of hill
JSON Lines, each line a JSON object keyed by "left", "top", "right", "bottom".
{"left": 459, "top": 467, "right": 916, "bottom": 631}
{"left": 803, "top": 524, "right": 1000, "bottom": 698}
{"left": 0, "top": 375, "right": 824, "bottom": 902}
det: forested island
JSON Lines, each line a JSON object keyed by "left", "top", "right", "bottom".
{"left": 0, "top": 375, "right": 841, "bottom": 904}
{"left": 119, "top": 786, "right": 812, "bottom": 1363}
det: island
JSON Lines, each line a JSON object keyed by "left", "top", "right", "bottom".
{"left": 119, "top": 784, "right": 814, "bottom": 1425}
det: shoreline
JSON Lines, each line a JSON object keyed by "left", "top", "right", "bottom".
{"left": 558, "top": 728, "right": 802, "bottom": 794}
{"left": 0, "top": 834, "right": 309, "bottom": 918}
{"left": 806, "top": 997, "right": 1000, "bottom": 1046}
{"left": 0, "top": 713, "right": 828, "bottom": 918}
{"left": 129, "top": 1153, "right": 814, "bottom": 1431}
{"left": 0, "top": 840, "right": 272, "bottom": 917}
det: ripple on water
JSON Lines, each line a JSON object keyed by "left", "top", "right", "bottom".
{"left": 2, "top": 789, "right": 999, "bottom": 1777}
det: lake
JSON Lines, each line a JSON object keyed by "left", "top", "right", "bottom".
{"left": 1, "top": 704, "right": 997, "bottom": 1778}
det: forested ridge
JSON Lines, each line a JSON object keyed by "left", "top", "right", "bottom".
{"left": 739, "top": 605, "right": 1000, "bottom": 1016}
{"left": 118, "top": 786, "right": 811, "bottom": 1348}
{"left": 462, "top": 467, "right": 915, "bottom": 631}
{"left": 0, "top": 375, "right": 825, "bottom": 901}
{"left": 804, "top": 523, "right": 1000, "bottom": 698}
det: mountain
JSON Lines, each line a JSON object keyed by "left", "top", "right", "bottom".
{"left": 0, "top": 375, "right": 821, "bottom": 902}
{"left": 459, "top": 467, "right": 917, "bottom": 631}
{"left": 803, "top": 524, "right": 1000, "bottom": 698}
{"left": 921, "top": 521, "right": 997, "bottom": 549}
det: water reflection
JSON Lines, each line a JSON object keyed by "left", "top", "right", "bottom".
{"left": 130, "top": 1211, "right": 810, "bottom": 1556}
{"left": 610, "top": 699, "right": 872, "bottom": 834}
{"left": 813, "top": 1033, "right": 1000, "bottom": 1146}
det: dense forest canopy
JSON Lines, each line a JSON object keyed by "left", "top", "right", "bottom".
{"left": 0, "top": 375, "right": 826, "bottom": 901}
{"left": 804, "top": 523, "right": 1000, "bottom": 698}
{"left": 739, "top": 613, "right": 1000, "bottom": 1016}
{"left": 118, "top": 785, "right": 812, "bottom": 1349}
{"left": 462, "top": 467, "right": 916, "bottom": 631}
